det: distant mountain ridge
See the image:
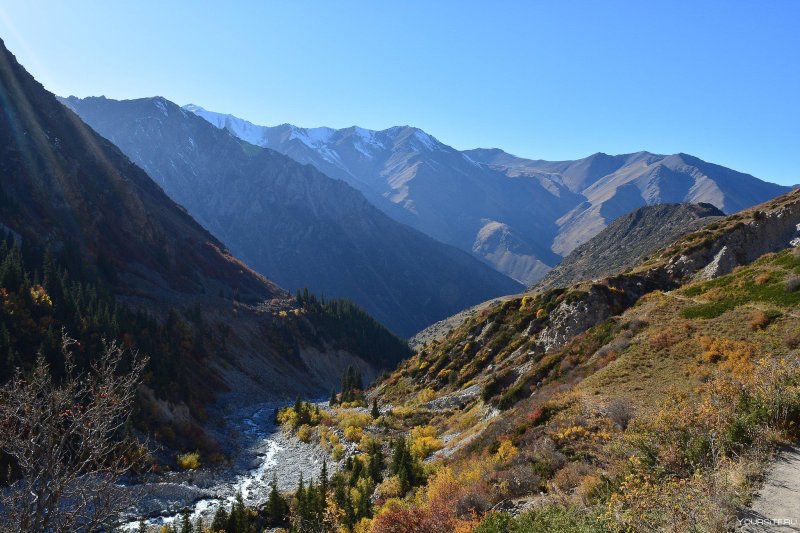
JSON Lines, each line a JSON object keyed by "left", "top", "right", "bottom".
{"left": 185, "top": 105, "right": 791, "bottom": 285}
{"left": 0, "top": 34, "right": 412, "bottom": 429}
{"left": 62, "top": 96, "right": 522, "bottom": 337}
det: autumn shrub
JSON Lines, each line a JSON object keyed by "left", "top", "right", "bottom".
{"left": 575, "top": 473, "right": 605, "bottom": 504}
{"left": 754, "top": 272, "right": 771, "bottom": 285}
{"left": 344, "top": 425, "right": 364, "bottom": 442}
{"left": 491, "top": 463, "right": 543, "bottom": 497}
{"left": 648, "top": 331, "right": 674, "bottom": 350}
{"left": 410, "top": 436, "right": 443, "bottom": 459}
{"left": 607, "top": 355, "right": 800, "bottom": 531}
{"left": 376, "top": 475, "right": 405, "bottom": 499}
{"left": 749, "top": 309, "right": 780, "bottom": 330}
{"left": 603, "top": 461, "right": 732, "bottom": 532}
{"left": 698, "top": 336, "right": 756, "bottom": 374}
{"left": 551, "top": 461, "right": 593, "bottom": 493}
{"left": 296, "top": 424, "right": 312, "bottom": 443}
{"left": 332, "top": 443, "right": 345, "bottom": 461}
{"left": 750, "top": 310, "right": 769, "bottom": 330}
{"left": 176, "top": 451, "right": 201, "bottom": 470}
{"left": 493, "top": 439, "right": 518, "bottom": 463}
{"left": 338, "top": 412, "right": 372, "bottom": 430}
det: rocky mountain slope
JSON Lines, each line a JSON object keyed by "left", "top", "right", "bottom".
{"left": 395, "top": 187, "right": 799, "bottom": 404}
{"left": 364, "top": 187, "right": 800, "bottom": 531}
{"left": 0, "top": 37, "right": 410, "bottom": 452}
{"left": 186, "top": 106, "right": 791, "bottom": 285}
{"left": 409, "top": 202, "right": 725, "bottom": 347}
{"left": 535, "top": 202, "right": 724, "bottom": 291}
{"left": 61, "top": 96, "right": 522, "bottom": 337}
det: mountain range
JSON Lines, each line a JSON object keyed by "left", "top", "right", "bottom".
{"left": 186, "top": 105, "right": 792, "bottom": 285}
{"left": 60, "top": 96, "right": 522, "bottom": 337}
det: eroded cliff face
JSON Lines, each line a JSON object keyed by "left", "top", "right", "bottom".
{"left": 666, "top": 200, "right": 800, "bottom": 280}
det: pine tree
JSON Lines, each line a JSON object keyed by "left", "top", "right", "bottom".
{"left": 266, "top": 473, "right": 287, "bottom": 526}
{"left": 137, "top": 519, "right": 147, "bottom": 533}
{"left": 210, "top": 505, "right": 228, "bottom": 532}
{"left": 179, "top": 510, "right": 192, "bottom": 533}
{"left": 349, "top": 458, "right": 363, "bottom": 487}
{"left": 367, "top": 440, "right": 385, "bottom": 483}
{"left": 295, "top": 473, "right": 307, "bottom": 528}
{"left": 320, "top": 459, "right": 328, "bottom": 499}
{"left": 391, "top": 436, "right": 415, "bottom": 493}
{"left": 226, "top": 491, "right": 247, "bottom": 533}
{"left": 371, "top": 398, "right": 380, "bottom": 419}
{"left": 329, "top": 387, "right": 338, "bottom": 406}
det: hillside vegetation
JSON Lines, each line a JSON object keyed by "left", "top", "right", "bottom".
{"left": 160, "top": 191, "right": 800, "bottom": 532}
{"left": 362, "top": 247, "right": 799, "bottom": 531}
{"left": 279, "top": 189, "right": 798, "bottom": 533}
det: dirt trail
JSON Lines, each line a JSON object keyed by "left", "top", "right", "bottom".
{"left": 739, "top": 447, "right": 800, "bottom": 531}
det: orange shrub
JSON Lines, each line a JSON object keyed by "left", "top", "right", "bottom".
{"left": 749, "top": 310, "right": 770, "bottom": 330}
{"left": 755, "top": 273, "right": 771, "bottom": 285}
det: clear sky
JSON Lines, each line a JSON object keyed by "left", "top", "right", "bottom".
{"left": 1, "top": 1, "right": 798, "bottom": 185}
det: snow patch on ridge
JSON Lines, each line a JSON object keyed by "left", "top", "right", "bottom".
{"left": 413, "top": 129, "right": 438, "bottom": 151}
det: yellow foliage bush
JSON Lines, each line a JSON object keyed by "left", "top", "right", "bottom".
{"left": 698, "top": 335, "right": 756, "bottom": 375}
{"left": 493, "top": 439, "right": 518, "bottom": 462}
{"left": 276, "top": 407, "right": 298, "bottom": 429}
{"left": 376, "top": 475, "right": 405, "bottom": 499}
{"left": 176, "top": 451, "right": 201, "bottom": 470}
{"left": 344, "top": 425, "right": 364, "bottom": 442}
{"left": 416, "top": 388, "right": 437, "bottom": 404}
{"left": 332, "top": 443, "right": 345, "bottom": 461}
{"left": 296, "top": 424, "right": 313, "bottom": 443}
{"left": 410, "top": 425, "right": 438, "bottom": 440}
{"left": 29, "top": 285, "right": 52, "bottom": 307}
{"left": 338, "top": 412, "right": 372, "bottom": 430}
{"left": 411, "top": 435, "right": 444, "bottom": 459}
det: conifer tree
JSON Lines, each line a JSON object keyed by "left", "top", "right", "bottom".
{"left": 226, "top": 491, "right": 247, "bottom": 533}
{"left": 210, "top": 505, "right": 228, "bottom": 532}
{"left": 329, "top": 387, "right": 338, "bottom": 406}
{"left": 179, "top": 510, "right": 192, "bottom": 533}
{"left": 320, "top": 459, "right": 328, "bottom": 499}
{"left": 266, "top": 473, "right": 288, "bottom": 526}
{"left": 391, "top": 436, "right": 415, "bottom": 493}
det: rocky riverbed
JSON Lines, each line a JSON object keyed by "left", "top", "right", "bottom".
{"left": 119, "top": 398, "right": 331, "bottom": 529}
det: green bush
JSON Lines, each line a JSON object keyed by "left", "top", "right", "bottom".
{"left": 681, "top": 301, "right": 735, "bottom": 319}
{"left": 475, "top": 507, "right": 602, "bottom": 533}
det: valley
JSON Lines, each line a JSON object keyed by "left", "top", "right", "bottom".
{"left": 0, "top": 8, "right": 798, "bottom": 532}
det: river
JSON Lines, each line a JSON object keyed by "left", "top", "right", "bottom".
{"left": 119, "top": 399, "right": 330, "bottom": 529}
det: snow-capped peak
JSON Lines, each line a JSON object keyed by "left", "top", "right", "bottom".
{"left": 183, "top": 104, "right": 268, "bottom": 147}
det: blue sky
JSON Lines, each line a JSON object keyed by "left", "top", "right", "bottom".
{"left": 1, "top": 1, "right": 798, "bottom": 185}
